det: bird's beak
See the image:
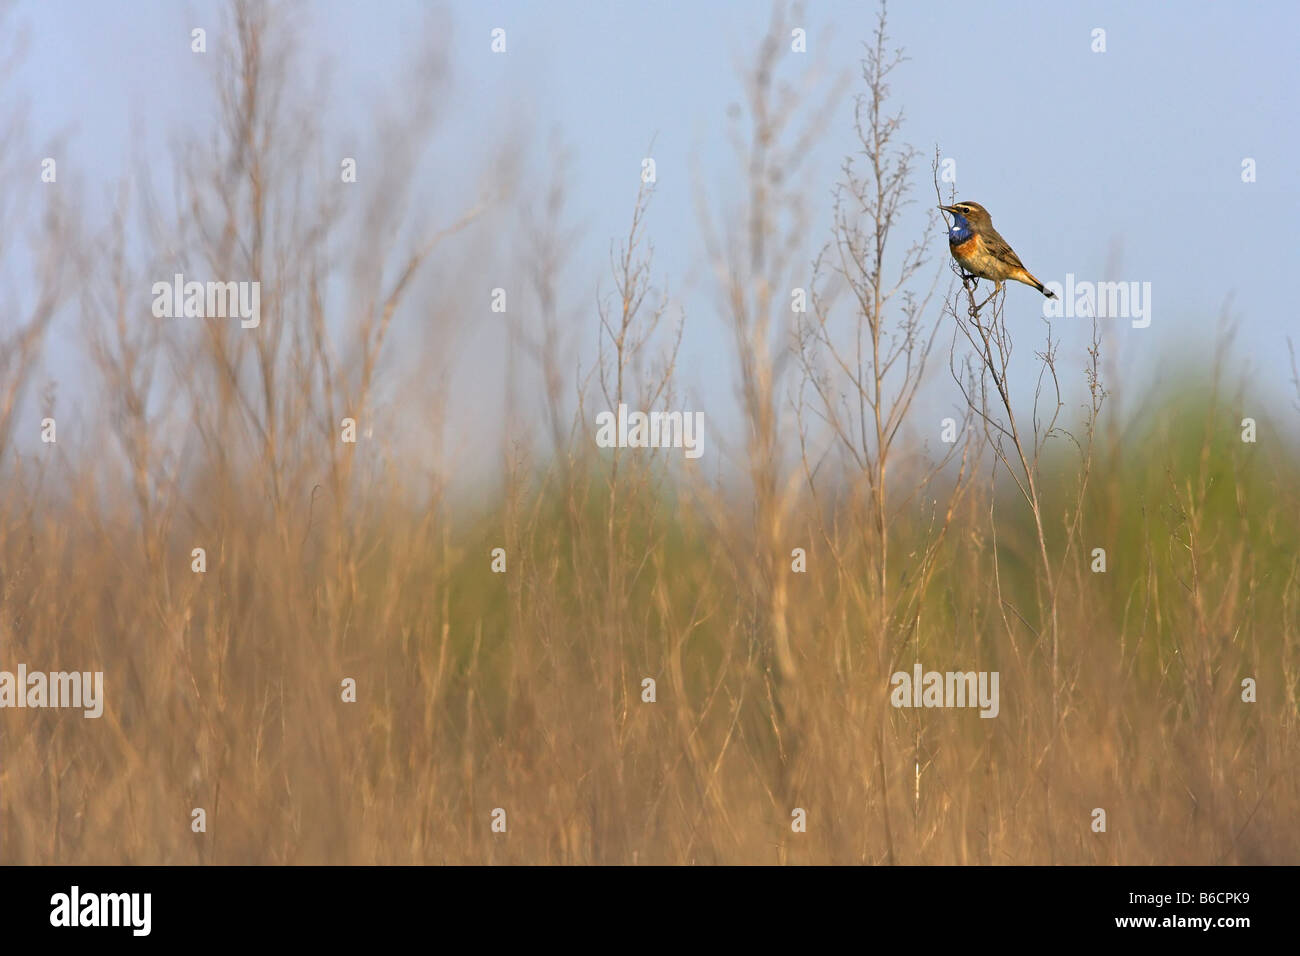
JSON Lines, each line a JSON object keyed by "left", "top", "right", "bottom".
{"left": 938, "top": 204, "right": 956, "bottom": 214}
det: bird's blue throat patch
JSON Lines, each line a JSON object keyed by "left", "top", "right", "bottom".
{"left": 947, "top": 212, "right": 973, "bottom": 243}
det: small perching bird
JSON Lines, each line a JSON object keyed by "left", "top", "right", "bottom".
{"left": 939, "top": 201, "right": 1057, "bottom": 299}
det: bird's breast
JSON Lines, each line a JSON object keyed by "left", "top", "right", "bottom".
{"left": 950, "top": 234, "right": 980, "bottom": 260}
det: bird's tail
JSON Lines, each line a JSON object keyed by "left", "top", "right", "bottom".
{"left": 1016, "top": 268, "right": 1057, "bottom": 299}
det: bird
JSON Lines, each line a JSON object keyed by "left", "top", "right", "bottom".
{"left": 939, "top": 201, "right": 1056, "bottom": 299}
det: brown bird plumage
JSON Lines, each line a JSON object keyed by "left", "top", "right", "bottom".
{"left": 939, "top": 201, "right": 1056, "bottom": 299}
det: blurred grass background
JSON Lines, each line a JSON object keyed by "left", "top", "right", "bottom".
{"left": 1, "top": 377, "right": 1296, "bottom": 864}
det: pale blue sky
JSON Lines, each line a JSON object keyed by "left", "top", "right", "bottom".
{"left": 8, "top": 0, "right": 1299, "bottom": 477}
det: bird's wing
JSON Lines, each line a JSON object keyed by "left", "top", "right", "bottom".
{"left": 982, "top": 227, "right": 1028, "bottom": 271}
